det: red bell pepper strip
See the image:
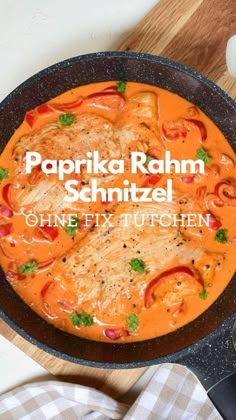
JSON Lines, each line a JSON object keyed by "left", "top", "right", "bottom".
{"left": 84, "top": 91, "right": 125, "bottom": 111}
{"left": 0, "top": 223, "right": 13, "bottom": 238}
{"left": 162, "top": 118, "right": 207, "bottom": 141}
{"left": 104, "top": 328, "right": 130, "bottom": 340}
{"left": 25, "top": 98, "right": 82, "bottom": 129}
{"left": 202, "top": 212, "right": 221, "bottom": 230}
{"left": 103, "top": 85, "right": 118, "bottom": 92}
{"left": 2, "top": 184, "right": 13, "bottom": 209}
{"left": 36, "top": 103, "right": 53, "bottom": 115}
{"left": 215, "top": 179, "right": 232, "bottom": 195}
{"left": 25, "top": 110, "right": 37, "bottom": 128}
{"left": 85, "top": 91, "right": 124, "bottom": 101}
{"left": 78, "top": 218, "right": 86, "bottom": 231}
{"left": 205, "top": 193, "right": 224, "bottom": 208}
{"left": 196, "top": 186, "right": 207, "bottom": 201}
{"left": 50, "top": 97, "right": 83, "bottom": 112}
{"left": 0, "top": 205, "right": 13, "bottom": 218}
{"left": 215, "top": 179, "right": 236, "bottom": 206}
{"left": 142, "top": 174, "right": 161, "bottom": 187}
{"left": 101, "top": 192, "right": 112, "bottom": 206}
{"left": 162, "top": 120, "right": 187, "bottom": 140}
{"left": 28, "top": 165, "right": 42, "bottom": 185}
{"left": 25, "top": 103, "right": 54, "bottom": 128}
{"left": 41, "top": 281, "right": 54, "bottom": 298}
{"left": 36, "top": 225, "right": 58, "bottom": 242}
{"left": 148, "top": 174, "right": 161, "bottom": 185}
{"left": 6, "top": 270, "right": 26, "bottom": 282}
{"left": 145, "top": 266, "right": 203, "bottom": 309}
{"left": 37, "top": 258, "right": 55, "bottom": 271}
{"left": 186, "top": 119, "right": 207, "bottom": 141}
{"left": 181, "top": 176, "right": 195, "bottom": 184}
{"left": 24, "top": 89, "right": 124, "bottom": 129}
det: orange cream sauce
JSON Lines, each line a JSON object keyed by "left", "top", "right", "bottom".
{"left": 0, "top": 81, "right": 236, "bottom": 342}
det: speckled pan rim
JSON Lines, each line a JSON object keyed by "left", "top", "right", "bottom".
{"left": 0, "top": 51, "right": 235, "bottom": 369}
{"left": 0, "top": 51, "right": 235, "bottom": 113}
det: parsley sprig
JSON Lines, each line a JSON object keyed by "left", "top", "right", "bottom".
{"left": 59, "top": 113, "right": 75, "bottom": 127}
{"left": 19, "top": 261, "right": 38, "bottom": 275}
{"left": 70, "top": 311, "right": 94, "bottom": 327}
{"left": 0, "top": 167, "right": 9, "bottom": 183}
{"left": 126, "top": 313, "right": 139, "bottom": 332}
{"left": 65, "top": 216, "right": 80, "bottom": 237}
{"left": 215, "top": 228, "right": 227, "bottom": 244}
{"left": 117, "top": 81, "right": 126, "bottom": 93}
{"left": 196, "top": 148, "right": 211, "bottom": 164}
{"left": 129, "top": 258, "right": 145, "bottom": 274}
{"left": 145, "top": 155, "right": 153, "bottom": 164}
{"left": 199, "top": 289, "right": 208, "bottom": 300}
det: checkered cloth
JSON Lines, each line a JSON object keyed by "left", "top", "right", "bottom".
{"left": 0, "top": 363, "right": 222, "bottom": 420}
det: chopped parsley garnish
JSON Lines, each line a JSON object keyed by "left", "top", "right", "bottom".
{"left": 0, "top": 167, "right": 9, "bottom": 183}
{"left": 19, "top": 261, "right": 38, "bottom": 275}
{"left": 126, "top": 313, "right": 139, "bottom": 332}
{"left": 65, "top": 216, "right": 80, "bottom": 237}
{"left": 117, "top": 81, "right": 126, "bottom": 93}
{"left": 70, "top": 312, "right": 81, "bottom": 326}
{"left": 79, "top": 311, "right": 94, "bottom": 326}
{"left": 59, "top": 113, "right": 75, "bottom": 127}
{"left": 215, "top": 228, "right": 227, "bottom": 244}
{"left": 70, "top": 311, "right": 94, "bottom": 327}
{"left": 129, "top": 258, "right": 145, "bottom": 274}
{"left": 145, "top": 155, "right": 153, "bottom": 164}
{"left": 199, "top": 289, "right": 208, "bottom": 300}
{"left": 196, "top": 148, "right": 211, "bottom": 164}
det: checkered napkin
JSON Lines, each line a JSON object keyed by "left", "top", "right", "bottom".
{"left": 0, "top": 363, "right": 222, "bottom": 420}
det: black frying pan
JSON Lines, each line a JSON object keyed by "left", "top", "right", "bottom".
{"left": 0, "top": 53, "right": 236, "bottom": 380}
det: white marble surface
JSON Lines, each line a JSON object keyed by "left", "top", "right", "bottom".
{"left": 0, "top": 336, "right": 52, "bottom": 394}
{"left": 0, "top": 0, "right": 158, "bottom": 101}
{"left": 0, "top": 0, "right": 159, "bottom": 395}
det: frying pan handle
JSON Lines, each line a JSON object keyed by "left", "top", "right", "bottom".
{"left": 208, "top": 372, "right": 236, "bottom": 420}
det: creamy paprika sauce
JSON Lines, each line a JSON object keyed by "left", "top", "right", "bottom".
{"left": 0, "top": 81, "right": 235, "bottom": 342}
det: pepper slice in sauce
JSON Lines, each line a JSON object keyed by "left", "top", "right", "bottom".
{"left": 145, "top": 266, "right": 204, "bottom": 309}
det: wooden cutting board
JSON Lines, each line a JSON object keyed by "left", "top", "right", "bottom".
{"left": 1, "top": 0, "right": 236, "bottom": 399}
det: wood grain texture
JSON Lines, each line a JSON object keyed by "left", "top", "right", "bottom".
{"left": 161, "top": 0, "right": 236, "bottom": 87}
{"left": 119, "top": 0, "right": 205, "bottom": 56}
{"left": 1, "top": 0, "right": 236, "bottom": 397}
{"left": 118, "top": 0, "right": 236, "bottom": 99}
